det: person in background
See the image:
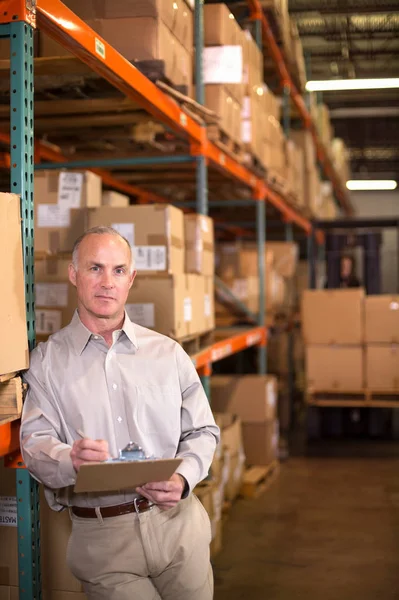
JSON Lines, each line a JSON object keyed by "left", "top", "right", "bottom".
{"left": 20, "top": 226, "right": 219, "bottom": 600}
{"left": 339, "top": 253, "right": 361, "bottom": 288}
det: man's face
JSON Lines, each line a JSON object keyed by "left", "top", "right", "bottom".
{"left": 341, "top": 257, "right": 352, "bottom": 278}
{"left": 68, "top": 233, "right": 136, "bottom": 320}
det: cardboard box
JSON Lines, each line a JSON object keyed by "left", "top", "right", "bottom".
{"left": 35, "top": 256, "right": 76, "bottom": 340}
{"left": 302, "top": 289, "right": 364, "bottom": 345}
{"left": 62, "top": 0, "right": 193, "bottom": 53}
{"left": 79, "top": 204, "right": 185, "bottom": 276}
{"left": 216, "top": 242, "right": 273, "bottom": 279}
{"left": 203, "top": 276, "right": 215, "bottom": 332}
{"left": 184, "top": 214, "right": 214, "bottom": 276}
{"left": 365, "top": 296, "right": 399, "bottom": 344}
{"left": 0, "top": 194, "right": 29, "bottom": 375}
{"left": 126, "top": 274, "right": 205, "bottom": 339}
{"left": 241, "top": 420, "right": 279, "bottom": 466}
{"left": 204, "top": 85, "right": 242, "bottom": 144}
{"left": 290, "top": 129, "right": 316, "bottom": 171}
{"left": 267, "top": 242, "right": 298, "bottom": 279}
{"left": 211, "top": 376, "right": 277, "bottom": 422}
{"left": 213, "top": 413, "right": 245, "bottom": 502}
{"left": 102, "top": 191, "right": 130, "bottom": 208}
{"left": 35, "top": 170, "right": 102, "bottom": 254}
{"left": 204, "top": 4, "right": 242, "bottom": 46}
{"left": 194, "top": 480, "right": 224, "bottom": 558}
{"left": 203, "top": 47, "right": 244, "bottom": 105}
{"left": 306, "top": 346, "right": 364, "bottom": 391}
{"left": 0, "top": 462, "right": 83, "bottom": 593}
{"left": 86, "top": 17, "right": 192, "bottom": 95}
{"left": 366, "top": 345, "right": 399, "bottom": 391}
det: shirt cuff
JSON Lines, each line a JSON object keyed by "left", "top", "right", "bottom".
{"left": 45, "top": 447, "right": 77, "bottom": 489}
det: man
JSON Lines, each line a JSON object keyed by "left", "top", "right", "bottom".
{"left": 20, "top": 226, "right": 220, "bottom": 600}
{"left": 339, "top": 254, "right": 361, "bottom": 288}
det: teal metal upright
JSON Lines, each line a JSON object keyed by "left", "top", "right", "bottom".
{"left": 3, "top": 17, "right": 41, "bottom": 600}
{"left": 194, "top": 0, "right": 210, "bottom": 393}
{"left": 253, "top": 11, "right": 267, "bottom": 375}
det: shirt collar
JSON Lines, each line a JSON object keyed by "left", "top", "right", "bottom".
{"left": 69, "top": 310, "right": 139, "bottom": 355}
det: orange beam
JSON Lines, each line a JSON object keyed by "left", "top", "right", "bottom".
{"left": 0, "top": 420, "right": 20, "bottom": 458}
{"left": 193, "top": 327, "right": 267, "bottom": 371}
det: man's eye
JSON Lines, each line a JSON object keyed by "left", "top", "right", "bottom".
{"left": 115, "top": 268, "right": 125, "bottom": 275}
{"left": 90, "top": 266, "right": 99, "bottom": 272}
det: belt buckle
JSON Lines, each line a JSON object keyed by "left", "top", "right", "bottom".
{"left": 134, "top": 497, "right": 153, "bottom": 514}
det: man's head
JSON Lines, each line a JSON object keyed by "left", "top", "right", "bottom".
{"left": 340, "top": 254, "right": 355, "bottom": 279}
{"left": 69, "top": 226, "right": 136, "bottom": 321}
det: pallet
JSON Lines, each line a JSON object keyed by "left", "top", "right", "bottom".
{"left": 179, "top": 330, "right": 215, "bottom": 356}
{"left": 239, "top": 461, "right": 280, "bottom": 499}
{"left": 0, "top": 377, "right": 25, "bottom": 426}
{"left": 241, "top": 150, "right": 268, "bottom": 177}
{"left": 133, "top": 59, "right": 190, "bottom": 97}
{"left": 307, "top": 388, "right": 399, "bottom": 408}
{"left": 207, "top": 125, "right": 242, "bottom": 162}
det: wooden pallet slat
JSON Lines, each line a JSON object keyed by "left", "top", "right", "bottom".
{"left": 240, "top": 461, "right": 280, "bottom": 499}
{"left": 0, "top": 376, "right": 25, "bottom": 426}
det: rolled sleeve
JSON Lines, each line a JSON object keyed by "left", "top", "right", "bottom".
{"left": 175, "top": 345, "right": 220, "bottom": 493}
{"left": 21, "top": 346, "right": 76, "bottom": 490}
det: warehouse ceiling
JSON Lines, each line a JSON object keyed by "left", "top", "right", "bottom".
{"left": 289, "top": 1, "right": 399, "bottom": 180}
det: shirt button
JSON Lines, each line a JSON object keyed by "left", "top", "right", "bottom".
{"left": 117, "top": 416, "right": 123, "bottom": 423}
{"left": 112, "top": 383, "right": 118, "bottom": 390}
{"left": 94, "top": 335, "right": 99, "bottom": 340}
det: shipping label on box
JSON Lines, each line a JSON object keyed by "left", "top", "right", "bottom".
{"left": 133, "top": 246, "right": 167, "bottom": 271}
{"left": 0, "top": 496, "right": 17, "bottom": 528}
{"left": 184, "top": 297, "right": 192, "bottom": 322}
{"left": 36, "top": 309, "right": 62, "bottom": 336}
{"left": 58, "top": 172, "right": 83, "bottom": 209}
{"left": 37, "top": 205, "right": 71, "bottom": 228}
{"left": 112, "top": 222, "right": 135, "bottom": 247}
{"left": 125, "top": 303, "right": 155, "bottom": 328}
{"left": 35, "top": 283, "right": 69, "bottom": 307}
{"left": 203, "top": 46, "right": 243, "bottom": 84}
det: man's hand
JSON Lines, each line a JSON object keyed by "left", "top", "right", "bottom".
{"left": 70, "top": 438, "right": 110, "bottom": 472}
{"left": 136, "top": 473, "right": 186, "bottom": 511}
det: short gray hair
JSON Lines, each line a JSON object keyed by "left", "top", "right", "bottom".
{"left": 72, "top": 226, "right": 135, "bottom": 274}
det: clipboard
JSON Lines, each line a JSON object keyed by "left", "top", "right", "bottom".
{"left": 74, "top": 458, "right": 183, "bottom": 494}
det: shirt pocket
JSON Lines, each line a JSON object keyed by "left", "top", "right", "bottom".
{"left": 136, "top": 384, "right": 181, "bottom": 436}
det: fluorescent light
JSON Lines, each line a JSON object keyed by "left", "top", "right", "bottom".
{"left": 306, "top": 78, "right": 399, "bottom": 92}
{"left": 346, "top": 180, "right": 397, "bottom": 191}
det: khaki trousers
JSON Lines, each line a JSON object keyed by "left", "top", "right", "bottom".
{"left": 66, "top": 494, "right": 213, "bottom": 600}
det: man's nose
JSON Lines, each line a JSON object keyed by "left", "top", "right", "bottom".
{"left": 101, "top": 271, "right": 114, "bottom": 288}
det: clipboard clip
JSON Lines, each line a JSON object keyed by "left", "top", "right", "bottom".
{"left": 108, "top": 441, "right": 156, "bottom": 463}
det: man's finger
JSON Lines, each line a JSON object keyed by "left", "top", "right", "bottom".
{"left": 78, "top": 449, "right": 109, "bottom": 462}
{"left": 141, "top": 481, "right": 173, "bottom": 492}
{"left": 79, "top": 438, "right": 109, "bottom": 452}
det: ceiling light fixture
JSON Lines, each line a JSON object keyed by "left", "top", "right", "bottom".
{"left": 346, "top": 180, "right": 397, "bottom": 191}
{"left": 306, "top": 78, "right": 399, "bottom": 92}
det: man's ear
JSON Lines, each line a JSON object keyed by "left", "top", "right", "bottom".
{"left": 68, "top": 263, "right": 77, "bottom": 287}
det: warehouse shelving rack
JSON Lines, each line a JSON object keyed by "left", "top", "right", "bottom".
{"left": 0, "top": 0, "right": 351, "bottom": 597}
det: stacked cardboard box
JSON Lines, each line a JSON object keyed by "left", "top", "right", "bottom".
{"left": 288, "top": 20, "right": 306, "bottom": 93}
{"left": 215, "top": 242, "right": 285, "bottom": 318}
{"left": 41, "top": 0, "right": 194, "bottom": 96}
{"left": 285, "top": 139, "right": 305, "bottom": 207}
{"left": 194, "top": 480, "right": 223, "bottom": 558}
{"left": 213, "top": 413, "right": 246, "bottom": 502}
{"left": 202, "top": 3, "right": 244, "bottom": 146}
{"left": 303, "top": 289, "right": 365, "bottom": 391}
{"left": 0, "top": 194, "right": 29, "bottom": 380}
{"left": 102, "top": 191, "right": 130, "bottom": 208}
{"left": 316, "top": 103, "right": 334, "bottom": 150}
{"left": 365, "top": 296, "right": 399, "bottom": 390}
{"left": 34, "top": 173, "right": 215, "bottom": 342}
{"left": 290, "top": 130, "right": 322, "bottom": 217}
{"left": 211, "top": 376, "right": 279, "bottom": 466}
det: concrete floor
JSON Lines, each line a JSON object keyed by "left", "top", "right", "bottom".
{"left": 213, "top": 449, "right": 399, "bottom": 600}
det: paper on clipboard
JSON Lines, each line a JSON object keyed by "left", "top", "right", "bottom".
{"left": 74, "top": 458, "right": 183, "bottom": 494}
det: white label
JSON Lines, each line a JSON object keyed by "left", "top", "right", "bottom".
{"left": 204, "top": 294, "right": 211, "bottom": 317}
{"left": 35, "top": 309, "right": 62, "bottom": 335}
{"left": 180, "top": 112, "right": 188, "bottom": 127}
{"left": 112, "top": 223, "right": 135, "bottom": 248}
{"left": 37, "top": 204, "right": 70, "bottom": 228}
{"left": 184, "top": 297, "right": 192, "bottom": 322}
{"left": 35, "top": 283, "right": 68, "bottom": 307}
{"left": 267, "top": 380, "right": 277, "bottom": 409}
{"left": 241, "top": 119, "right": 252, "bottom": 144}
{"left": 203, "top": 46, "right": 243, "bottom": 84}
{"left": 0, "top": 496, "right": 17, "bottom": 528}
{"left": 58, "top": 172, "right": 83, "bottom": 209}
{"left": 390, "top": 301, "right": 399, "bottom": 311}
{"left": 133, "top": 246, "right": 167, "bottom": 271}
{"left": 95, "top": 37, "right": 106, "bottom": 59}
{"left": 201, "top": 216, "right": 209, "bottom": 233}
{"left": 125, "top": 303, "right": 155, "bottom": 328}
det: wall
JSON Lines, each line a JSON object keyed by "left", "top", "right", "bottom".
{"left": 350, "top": 190, "right": 399, "bottom": 293}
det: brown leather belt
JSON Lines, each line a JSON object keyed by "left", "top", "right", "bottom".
{"left": 72, "top": 497, "right": 154, "bottom": 519}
